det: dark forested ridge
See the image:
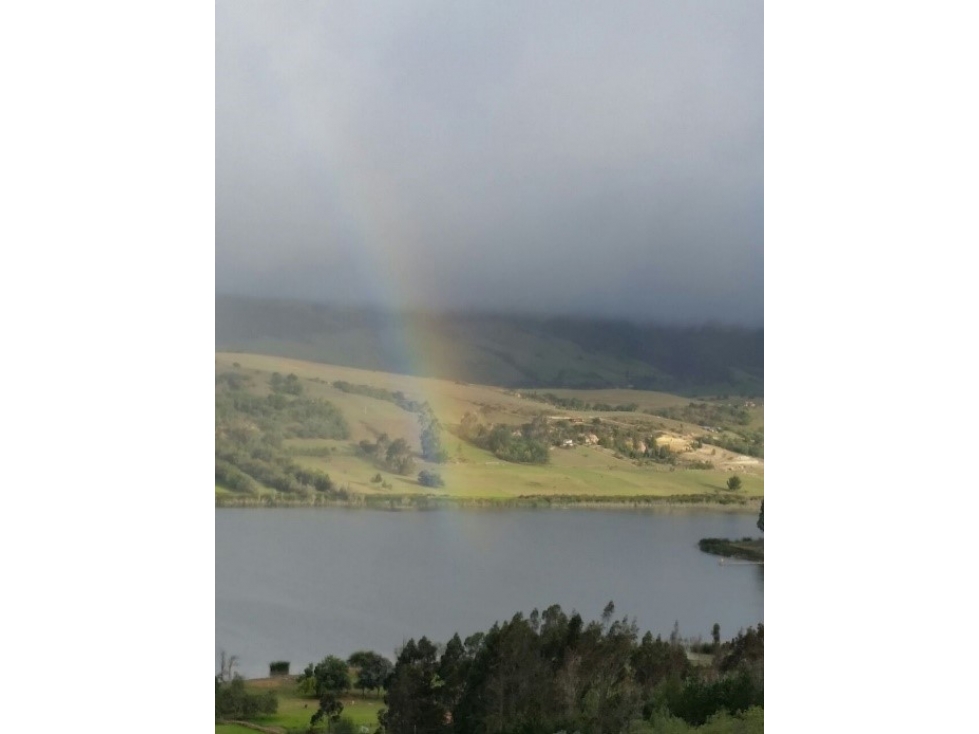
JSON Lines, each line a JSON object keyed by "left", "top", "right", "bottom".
{"left": 216, "top": 295, "right": 763, "bottom": 395}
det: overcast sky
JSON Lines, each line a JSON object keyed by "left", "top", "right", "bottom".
{"left": 216, "top": 1, "right": 763, "bottom": 326}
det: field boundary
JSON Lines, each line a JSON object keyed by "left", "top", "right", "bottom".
{"left": 216, "top": 492, "right": 761, "bottom": 512}
{"left": 216, "top": 720, "right": 286, "bottom": 734}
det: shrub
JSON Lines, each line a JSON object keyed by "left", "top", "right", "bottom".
{"left": 215, "top": 676, "right": 278, "bottom": 719}
{"left": 418, "top": 470, "right": 445, "bottom": 488}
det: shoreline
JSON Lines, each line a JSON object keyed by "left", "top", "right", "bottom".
{"left": 215, "top": 492, "right": 762, "bottom": 513}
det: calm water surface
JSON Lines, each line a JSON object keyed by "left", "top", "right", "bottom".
{"left": 216, "top": 507, "right": 763, "bottom": 678}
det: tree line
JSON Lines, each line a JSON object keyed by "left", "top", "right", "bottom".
{"left": 219, "top": 605, "right": 762, "bottom": 733}
{"left": 331, "top": 380, "right": 427, "bottom": 413}
{"left": 525, "top": 391, "right": 639, "bottom": 412}
{"left": 456, "top": 412, "right": 694, "bottom": 467}
{"left": 379, "top": 603, "right": 762, "bottom": 733}
{"left": 647, "top": 402, "right": 753, "bottom": 429}
{"left": 698, "top": 430, "right": 764, "bottom": 459}
{"left": 457, "top": 413, "right": 551, "bottom": 464}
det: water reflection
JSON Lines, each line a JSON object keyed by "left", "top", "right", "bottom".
{"left": 217, "top": 508, "right": 764, "bottom": 677}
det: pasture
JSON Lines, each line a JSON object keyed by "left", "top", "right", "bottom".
{"left": 216, "top": 675, "right": 384, "bottom": 733}
{"left": 215, "top": 352, "right": 763, "bottom": 504}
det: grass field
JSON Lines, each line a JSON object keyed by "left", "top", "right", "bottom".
{"left": 216, "top": 352, "right": 763, "bottom": 506}
{"left": 217, "top": 676, "right": 384, "bottom": 733}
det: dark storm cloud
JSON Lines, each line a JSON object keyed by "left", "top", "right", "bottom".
{"left": 216, "top": 0, "right": 763, "bottom": 325}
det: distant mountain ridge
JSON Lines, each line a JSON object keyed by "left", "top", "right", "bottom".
{"left": 216, "top": 295, "right": 763, "bottom": 395}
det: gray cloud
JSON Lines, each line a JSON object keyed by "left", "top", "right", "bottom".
{"left": 217, "top": 0, "right": 763, "bottom": 325}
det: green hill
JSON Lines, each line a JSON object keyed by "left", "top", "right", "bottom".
{"left": 216, "top": 296, "right": 763, "bottom": 396}
{"left": 215, "top": 352, "right": 763, "bottom": 506}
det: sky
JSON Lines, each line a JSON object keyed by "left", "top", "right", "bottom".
{"left": 216, "top": 0, "right": 763, "bottom": 326}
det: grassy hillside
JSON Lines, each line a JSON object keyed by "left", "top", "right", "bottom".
{"left": 215, "top": 353, "right": 763, "bottom": 506}
{"left": 216, "top": 296, "right": 763, "bottom": 395}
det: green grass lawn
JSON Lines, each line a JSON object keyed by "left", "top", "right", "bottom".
{"left": 216, "top": 725, "right": 265, "bottom": 734}
{"left": 218, "top": 677, "right": 385, "bottom": 733}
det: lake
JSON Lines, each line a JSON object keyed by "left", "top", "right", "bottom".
{"left": 216, "top": 507, "right": 763, "bottom": 678}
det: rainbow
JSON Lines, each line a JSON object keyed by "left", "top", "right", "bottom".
{"left": 316, "top": 146, "right": 461, "bottom": 429}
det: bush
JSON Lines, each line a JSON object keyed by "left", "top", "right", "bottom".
{"left": 686, "top": 461, "right": 714, "bottom": 470}
{"left": 330, "top": 718, "right": 358, "bottom": 734}
{"left": 215, "top": 676, "right": 278, "bottom": 719}
{"left": 418, "top": 470, "right": 445, "bottom": 488}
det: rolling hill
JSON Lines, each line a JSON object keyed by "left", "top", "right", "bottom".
{"left": 215, "top": 352, "right": 763, "bottom": 506}
{"left": 216, "top": 295, "right": 763, "bottom": 396}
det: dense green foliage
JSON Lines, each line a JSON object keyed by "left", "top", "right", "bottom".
{"left": 636, "top": 707, "right": 763, "bottom": 733}
{"left": 647, "top": 401, "right": 763, "bottom": 459}
{"left": 419, "top": 410, "right": 449, "bottom": 463}
{"left": 215, "top": 676, "right": 278, "bottom": 720}
{"left": 458, "top": 412, "right": 686, "bottom": 467}
{"left": 216, "top": 373, "right": 348, "bottom": 441}
{"left": 699, "top": 430, "right": 764, "bottom": 459}
{"left": 358, "top": 434, "right": 416, "bottom": 475}
{"left": 526, "top": 392, "right": 639, "bottom": 412}
{"left": 381, "top": 604, "right": 763, "bottom": 734}
{"left": 484, "top": 424, "right": 550, "bottom": 464}
{"left": 215, "top": 369, "right": 347, "bottom": 497}
{"left": 648, "top": 402, "right": 752, "bottom": 428}
{"left": 331, "top": 380, "right": 426, "bottom": 413}
{"left": 269, "top": 371, "right": 303, "bottom": 395}
{"left": 697, "top": 538, "right": 763, "bottom": 563}
{"left": 332, "top": 380, "right": 447, "bottom": 463}
{"left": 298, "top": 655, "right": 351, "bottom": 698}
{"left": 418, "top": 469, "right": 445, "bottom": 488}
{"left": 458, "top": 413, "right": 557, "bottom": 464}
{"left": 348, "top": 650, "right": 395, "bottom": 695}
{"left": 310, "top": 691, "right": 344, "bottom": 728}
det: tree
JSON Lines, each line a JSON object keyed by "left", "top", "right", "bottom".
{"left": 419, "top": 412, "right": 449, "bottom": 463}
{"left": 218, "top": 649, "right": 239, "bottom": 682}
{"left": 299, "top": 655, "right": 351, "bottom": 698}
{"left": 348, "top": 650, "right": 394, "bottom": 696}
{"left": 385, "top": 438, "right": 415, "bottom": 475}
{"left": 310, "top": 691, "right": 343, "bottom": 729}
{"left": 283, "top": 373, "right": 303, "bottom": 395}
{"left": 383, "top": 637, "right": 449, "bottom": 734}
{"left": 215, "top": 675, "right": 278, "bottom": 719}
{"left": 418, "top": 469, "right": 445, "bottom": 488}
{"left": 757, "top": 501, "right": 763, "bottom": 533}
{"left": 726, "top": 475, "right": 742, "bottom": 491}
